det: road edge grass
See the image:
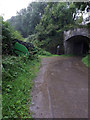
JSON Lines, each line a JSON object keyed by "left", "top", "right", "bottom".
{"left": 2, "top": 56, "right": 41, "bottom": 118}
{"left": 38, "top": 54, "right": 75, "bottom": 58}
{"left": 82, "top": 54, "right": 90, "bottom": 68}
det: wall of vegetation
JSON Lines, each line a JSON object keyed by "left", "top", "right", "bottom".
{"left": 2, "top": 18, "right": 40, "bottom": 118}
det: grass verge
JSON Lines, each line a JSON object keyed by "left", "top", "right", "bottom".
{"left": 38, "top": 54, "right": 75, "bottom": 58}
{"left": 82, "top": 54, "right": 90, "bottom": 68}
{"left": 2, "top": 55, "right": 41, "bottom": 118}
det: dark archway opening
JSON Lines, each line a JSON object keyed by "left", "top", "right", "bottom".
{"left": 66, "top": 35, "right": 89, "bottom": 56}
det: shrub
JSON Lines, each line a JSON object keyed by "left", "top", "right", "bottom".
{"left": 2, "top": 21, "right": 14, "bottom": 55}
{"left": 2, "top": 19, "right": 24, "bottom": 55}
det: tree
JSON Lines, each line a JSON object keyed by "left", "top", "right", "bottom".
{"left": 8, "top": 2, "right": 47, "bottom": 37}
{"left": 35, "top": 2, "right": 76, "bottom": 53}
{"left": 74, "top": 2, "right": 89, "bottom": 11}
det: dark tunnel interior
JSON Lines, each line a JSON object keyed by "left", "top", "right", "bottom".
{"left": 66, "top": 35, "right": 90, "bottom": 56}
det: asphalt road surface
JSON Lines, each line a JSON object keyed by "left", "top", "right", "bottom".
{"left": 30, "top": 56, "right": 88, "bottom": 118}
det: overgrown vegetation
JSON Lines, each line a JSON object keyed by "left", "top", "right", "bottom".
{"left": 2, "top": 18, "right": 52, "bottom": 118}
{"left": 82, "top": 54, "right": 90, "bottom": 67}
{"left": 8, "top": 3, "right": 47, "bottom": 37}
{"left": 2, "top": 19, "right": 24, "bottom": 55}
{"left": 2, "top": 55, "right": 40, "bottom": 118}
{"left": 27, "top": 3, "right": 76, "bottom": 54}
{"left": 2, "top": 2, "right": 89, "bottom": 118}
{"left": 8, "top": 2, "right": 89, "bottom": 54}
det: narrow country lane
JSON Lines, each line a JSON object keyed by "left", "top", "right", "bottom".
{"left": 30, "top": 56, "right": 88, "bottom": 118}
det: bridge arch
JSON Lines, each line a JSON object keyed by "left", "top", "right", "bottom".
{"left": 64, "top": 28, "right": 90, "bottom": 56}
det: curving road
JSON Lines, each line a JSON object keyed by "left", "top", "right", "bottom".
{"left": 30, "top": 56, "right": 88, "bottom": 118}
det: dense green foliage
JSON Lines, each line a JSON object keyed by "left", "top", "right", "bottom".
{"left": 22, "top": 3, "right": 78, "bottom": 54}
{"left": 2, "top": 15, "right": 39, "bottom": 118}
{"left": 2, "top": 2, "right": 89, "bottom": 118}
{"left": 82, "top": 54, "right": 90, "bottom": 67}
{"left": 2, "top": 55, "right": 40, "bottom": 118}
{"left": 8, "top": 2, "right": 89, "bottom": 54}
{"left": 2, "top": 15, "right": 53, "bottom": 118}
{"left": 74, "top": 2, "right": 89, "bottom": 11}
{"left": 35, "top": 3, "right": 76, "bottom": 53}
{"left": 8, "top": 2, "right": 47, "bottom": 37}
{"left": 8, "top": 2, "right": 89, "bottom": 38}
{"left": 2, "top": 20, "right": 24, "bottom": 55}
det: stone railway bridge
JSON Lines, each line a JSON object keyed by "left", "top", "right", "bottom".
{"left": 64, "top": 28, "right": 90, "bottom": 56}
